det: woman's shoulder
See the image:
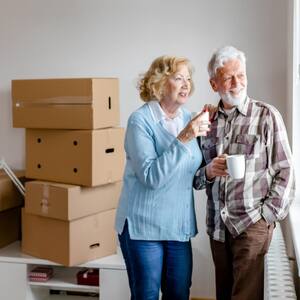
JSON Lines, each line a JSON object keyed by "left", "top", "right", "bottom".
{"left": 127, "top": 103, "right": 152, "bottom": 125}
{"left": 181, "top": 106, "right": 191, "bottom": 116}
{"left": 181, "top": 106, "right": 192, "bottom": 122}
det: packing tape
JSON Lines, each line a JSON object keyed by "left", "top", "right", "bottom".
{"left": 41, "top": 184, "right": 50, "bottom": 214}
{"left": 14, "top": 96, "right": 92, "bottom": 107}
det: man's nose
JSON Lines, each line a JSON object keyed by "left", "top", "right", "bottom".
{"left": 231, "top": 76, "right": 238, "bottom": 87}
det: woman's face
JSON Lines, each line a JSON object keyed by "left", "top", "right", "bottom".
{"left": 161, "top": 64, "right": 191, "bottom": 106}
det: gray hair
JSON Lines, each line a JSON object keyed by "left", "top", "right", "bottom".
{"left": 207, "top": 46, "right": 246, "bottom": 79}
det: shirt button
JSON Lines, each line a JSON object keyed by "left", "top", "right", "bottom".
{"left": 222, "top": 211, "right": 226, "bottom": 215}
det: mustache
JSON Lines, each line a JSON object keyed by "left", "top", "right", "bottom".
{"left": 230, "top": 84, "right": 245, "bottom": 94}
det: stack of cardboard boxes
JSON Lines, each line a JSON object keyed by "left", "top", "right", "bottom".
{"left": 12, "top": 78, "right": 125, "bottom": 266}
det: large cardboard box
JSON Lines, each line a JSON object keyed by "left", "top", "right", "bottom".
{"left": 25, "top": 180, "right": 122, "bottom": 220}
{"left": 0, "top": 207, "right": 21, "bottom": 248}
{"left": 12, "top": 78, "right": 119, "bottom": 129}
{"left": 26, "top": 128, "right": 125, "bottom": 186}
{"left": 22, "top": 208, "right": 117, "bottom": 266}
{"left": 0, "top": 170, "right": 25, "bottom": 212}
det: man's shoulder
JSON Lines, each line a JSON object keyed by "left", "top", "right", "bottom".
{"left": 249, "top": 98, "right": 282, "bottom": 117}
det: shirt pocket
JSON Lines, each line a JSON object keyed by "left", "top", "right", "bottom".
{"left": 229, "top": 134, "right": 261, "bottom": 159}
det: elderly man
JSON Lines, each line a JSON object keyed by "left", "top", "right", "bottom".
{"left": 194, "top": 46, "right": 295, "bottom": 300}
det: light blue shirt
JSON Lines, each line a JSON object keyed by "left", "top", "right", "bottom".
{"left": 148, "top": 100, "right": 184, "bottom": 137}
{"left": 115, "top": 102, "right": 203, "bottom": 241}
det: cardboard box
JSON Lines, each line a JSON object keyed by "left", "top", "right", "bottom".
{"left": 0, "top": 170, "right": 25, "bottom": 212}
{"left": 26, "top": 128, "right": 125, "bottom": 186}
{"left": 25, "top": 180, "right": 122, "bottom": 220}
{"left": 0, "top": 207, "right": 21, "bottom": 248}
{"left": 12, "top": 78, "right": 119, "bottom": 129}
{"left": 22, "top": 208, "right": 117, "bottom": 266}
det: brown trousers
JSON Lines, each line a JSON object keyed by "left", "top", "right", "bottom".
{"left": 210, "top": 219, "right": 274, "bottom": 300}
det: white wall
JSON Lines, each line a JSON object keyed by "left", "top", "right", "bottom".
{"left": 0, "top": 0, "right": 289, "bottom": 298}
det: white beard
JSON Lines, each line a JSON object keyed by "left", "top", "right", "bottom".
{"left": 219, "top": 86, "right": 247, "bottom": 107}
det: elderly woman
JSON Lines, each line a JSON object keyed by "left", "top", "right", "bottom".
{"left": 115, "top": 55, "right": 210, "bottom": 300}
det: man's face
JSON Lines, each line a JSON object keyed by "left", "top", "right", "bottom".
{"left": 210, "top": 59, "right": 247, "bottom": 108}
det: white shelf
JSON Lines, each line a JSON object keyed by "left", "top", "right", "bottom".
{"left": 0, "top": 241, "right": 126, "bottom": 270}
{"left": 0, "top": 241, "right": 131, "bottom": 300}
{"left": 29, "top": 268, "right": 99, "bottom": 293}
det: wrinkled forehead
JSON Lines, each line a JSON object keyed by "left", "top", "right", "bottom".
{"left": 216, "top": 58, "right": 246, "bottom": 77}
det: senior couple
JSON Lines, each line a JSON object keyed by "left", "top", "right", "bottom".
{"left": 115, "top": 46, "right": 295, "bottom": 300}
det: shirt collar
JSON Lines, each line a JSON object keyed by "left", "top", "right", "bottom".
{"left": 213, "top": 96, "right": 249, "bottom": 120}
{"left": 148, "top": 100, "right": 183, "bottom": 123}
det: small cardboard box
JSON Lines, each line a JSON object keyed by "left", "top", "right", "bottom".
{"left": 22, "top": 208, "right": 117, "bottom": 266}
{"left": 0, "top": 207, "right": 21, "bottom": 248}
{"left": 12, "top": 78, "right": 119, "bottom": 129}
{"left": 25, "top": 180, "right": 122, "bottom": 220}
{"left": 0, "top": 170, "right": 25, "bottom": 212}
{"left": 26, "top": 128, "right": 125, "bottom": 187}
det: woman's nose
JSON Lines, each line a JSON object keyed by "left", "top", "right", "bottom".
{"left": 182, "top": 78, "right": 189, "bottom": 87}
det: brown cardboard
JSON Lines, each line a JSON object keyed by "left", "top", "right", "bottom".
{"left": 0, "top": 170, "right": 25, "bottom": 212}
{"left": 25, "top": 180, "right": 122, "bottom": 220}
{"left": 22, "top": 208, "right": 117, "bottom": 266}
{"left": 26, "top": 128, "right": 125, "bottom": 187}
{"left": 12, "top": 78, "right": 119, "bottom": 129}
{"left": 0, "top": 207, "right": 21, "bottom": 248}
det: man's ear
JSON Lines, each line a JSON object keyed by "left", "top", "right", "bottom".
{"left": 210, "top": 79, "right": 218, "bottom": 92}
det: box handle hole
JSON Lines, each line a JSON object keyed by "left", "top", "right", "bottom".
{"left": 73, "top": 140, "right": 78, "bottom": 146}
{"left": 89, "top": 243, "right": 100, "bottom": 249}
{"left": 73, "top": 168, "right": 78, "bottom": 173}
{"left": 108, "top": 97, "right": 111, "bottom": 110}
{"left": 105, "top": 148, "right": 114, "bottom": 153}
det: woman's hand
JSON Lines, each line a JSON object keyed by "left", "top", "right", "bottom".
{"left": 203, "top": 104, "right": 218, "bottom": 120}
{"left": 177, "top": 111, "right": 211, "bottom": 143}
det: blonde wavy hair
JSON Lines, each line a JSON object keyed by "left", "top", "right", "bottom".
{"left": 138, "top": 55, "right": 194, "bottom": 102}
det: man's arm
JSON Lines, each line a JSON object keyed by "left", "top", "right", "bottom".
{"left": 261, "top": 107, "right": 296, "bottom": 224}
{"left": 193, "top": 165, "right": 210, "bottom": 190}
{"left": 193, "top": 137, "right": 228, "bottom": 190}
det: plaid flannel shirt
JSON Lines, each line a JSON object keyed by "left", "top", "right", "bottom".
{"left": 193, "top": 97, "right": 295, "bottom": 242}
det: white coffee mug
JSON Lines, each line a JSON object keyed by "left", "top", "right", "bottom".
{"left": 226, "top": 154, "right": 245, "bottom": 180}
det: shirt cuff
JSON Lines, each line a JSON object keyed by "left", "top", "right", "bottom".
{"left": 204, "top": 169, "right": 215, "bottom": 184}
